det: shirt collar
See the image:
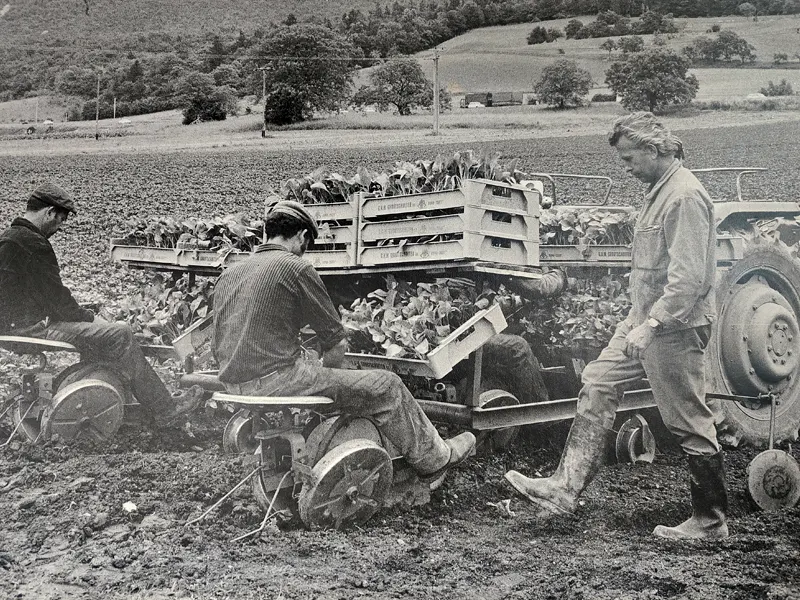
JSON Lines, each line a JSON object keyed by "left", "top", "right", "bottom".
{"left": 255, "top": 243, "right": 289, "bottom": 254}
{"left": 11, "top": 217, "right": 45, "bottom": 237}
{"left": 644, "top": 159, "right": 682, "bottom": 204}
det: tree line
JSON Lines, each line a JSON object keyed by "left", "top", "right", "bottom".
{"left": 2, "top": 0, "right": 799, "bottom": 124}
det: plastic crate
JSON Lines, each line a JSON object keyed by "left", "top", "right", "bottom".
{"left": 110, "top": 242, "right": 355, "bottom": 270}
{"left": 360, "top": 208, "right": 537, "bottom": 243}
{"left": 360, "top": 179, "right": 540, "bottom": 220}
{"left": 303, "top": 201, "right": 358, "bottom": 223}
{"left": 110, "top": 244, "right": 250, "bottom": 270}
{"left": 359, "top": 234, "right": 539, "bottom": 267}
{"left": 342, "top": 303, "right": 507, "bottom": 379}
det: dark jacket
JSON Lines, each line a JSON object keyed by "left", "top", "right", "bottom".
{"left": 0, "top": 217, "right": 94, "bottom": 333}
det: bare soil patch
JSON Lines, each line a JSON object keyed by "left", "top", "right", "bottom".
{"left": 1, "top": 118, "right": 799, "bottom": 599}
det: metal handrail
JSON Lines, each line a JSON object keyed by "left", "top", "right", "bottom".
{"left": 690, "top": 167, "right": 767, "bottom": 202}
{"left": 524, "top": 173, "right": 614, "bottom": 206}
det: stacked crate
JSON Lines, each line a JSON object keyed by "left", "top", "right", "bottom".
{"left": 357, "top": 179, "right": 541, "bottom": 267}
{"left": 303, "top": 200, "right": 359, "bottom": 268}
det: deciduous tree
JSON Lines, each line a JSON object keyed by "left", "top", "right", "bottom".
{"left": 254, "top": 22, "right": 359, "bottom": 125}
{"left": 535, "top": 59, "right": 593, "bottom": 109}
{"left": 600, "top": 38, "right": 617, "bottom": 58}
{"left": 352, "top": 59, "right": 450, "bottom": 115}
{"left": 618, "top": 35, "right": 645, "bottom": 54}
{"left": 605, "top": 49, "right": 698, "bottom": 113}
{"left": 175, "top": 71, "right": 237, "bottom": 124}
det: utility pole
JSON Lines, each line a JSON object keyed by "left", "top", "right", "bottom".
{"left": 258, "top": 66, "right": 268, "bottom": 138}
{"left": 113, "top": 97, "right": 116, "bottom": 120}
{"left": 432, "top": 49, "right": 440, "bottom": 136}
{"left": 34, "top": 97, "right": 39, "bottom": 124}
{"left": 94, "top": 74, "right": 100, "bottom": 141}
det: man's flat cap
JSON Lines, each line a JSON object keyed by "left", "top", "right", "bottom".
{"left": 30, "top": 183, "right": 77, "bottom": 214}
{"left": 267, "top": 200, "right": 319, "bottom": 239}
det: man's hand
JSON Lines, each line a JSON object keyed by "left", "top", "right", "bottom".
{"left": 322, "top": 339, "right": 348, "bottom": 368}
{"left": 623, "top": 323, "right": 656, "bottom": 360}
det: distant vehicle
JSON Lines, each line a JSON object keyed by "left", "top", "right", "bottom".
{"left": 118, "top": 118, "right": 132, "bottom": 125}
{"left": 467, "top": 101, "right": 485, "bottom": 109}
{"left": 746, "top": 93, "right": 767, "bottom": 100}
{"left": 41, "top": 119, "right": 53, "bottom": 125}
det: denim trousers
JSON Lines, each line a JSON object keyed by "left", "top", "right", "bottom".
{"left": 39, "top": 320, "right": 174, "bottom": 418}
{"left": 482, "top": 333, "right": 549, "bottom": 404}
{"left": 577, "top": 321, "right": 720, "bottom": 455}
{"left": 226, "top": 358, "right": 451, "bottom": 474}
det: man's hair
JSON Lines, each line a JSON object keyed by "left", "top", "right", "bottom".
{"left": 608, "top": 112, "right": 684, "bottom": 159}
{"left": 264, "top": 212, "right": 310, "bottom": 241}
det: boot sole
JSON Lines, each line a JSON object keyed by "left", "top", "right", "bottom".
{"left": 652, "top": 525, "right": 729, "bottom": 540}
{"left": 504, "top": 472, "right": 571, "bottom": 516}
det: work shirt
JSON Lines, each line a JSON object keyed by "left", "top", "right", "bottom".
{"left": 0, "top": 217, "right": 94, "bottom": 334}
{"left": 212, "top": 243, "right": 346, "bottom": 384}
{"left": 628, "top": 160, "right": 716, "bottom": 332}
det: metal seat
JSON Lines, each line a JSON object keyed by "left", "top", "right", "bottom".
{"left": 0, "top": 335, "right": 78, "bottom": 355}
{"left": 211, "top": 392, "right": 334, "bottom": 408}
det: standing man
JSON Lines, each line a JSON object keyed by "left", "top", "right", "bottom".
{"left": 212, "top": 201, "right": 475, "bottom": 484}
{"left": 505, "top": 112, "right": 727, "bottom": 540}
{"left": 0, "top": 183, "right": 202, "bottom": 429}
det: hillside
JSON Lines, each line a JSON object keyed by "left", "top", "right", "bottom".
{"left": 0, "top": 0, "right": 383, "bottom": 42}
{"left": 422, "top": 14, "right": 800, "bottom": 99}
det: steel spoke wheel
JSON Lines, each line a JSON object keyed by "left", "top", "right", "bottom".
{"left": 298, "top": 439, "right": 393, "bottom": 530}
{"left": 303, "top": 415, "right": 387, "bottom": 465}
{"left": 41, "top": 379, "right": 124, "bottom": 441}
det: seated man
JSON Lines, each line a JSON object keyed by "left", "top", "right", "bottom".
{"left": 0, "top": 183, "right": 201, "bottom": 429}
{"left": 212, "top": 200, "right": 476, "bottom": 483}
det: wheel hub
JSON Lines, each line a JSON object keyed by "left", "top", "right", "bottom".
{"left": 720, "top": 279, "right": 800, "bottom": 396}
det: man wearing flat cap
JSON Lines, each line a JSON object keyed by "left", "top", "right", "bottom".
{"left": 0, "top": 183, "right": 202, "bottom": 429}
{"left": 213, "top": 200, "right": 476, "bottom": 485}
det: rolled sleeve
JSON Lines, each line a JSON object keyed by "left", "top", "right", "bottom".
{"left": 649, "top": 197, "right": 713, "bottom": 330}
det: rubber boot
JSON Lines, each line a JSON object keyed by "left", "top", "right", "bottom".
{"left": 653, "top": 452, "right": 729, "bottom": 540}
{"left": 504, "top": 414, "right": 611, "bottom": 515}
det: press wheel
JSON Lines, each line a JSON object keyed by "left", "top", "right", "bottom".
{"left": 55, "top": 363, "right": 132, "bottom": 405}
{"left": 474, "top": 389, "right": 520, "bottom": 455}
{"left": 40, "top": 379, "right": 124, "bottom": 441}
{"left": 747, "top": 449, "right": 800, "bottom": 511}
{"left": 298, "top": 439, "right": 393, "bottom": 530}
{"left": 303, "top": 415, "right": 386, "bottom": 466}
{"left": 251, "top": 438, "right": 299, "bottom": 518}
{"left": 222, "top": 409, "right": 258, "bottom": 455}
{"left": 12, "top": 397, "right": 42, "bottom": 443}
{"left": 614, "top": 414, "right": 656, "bottom": 464}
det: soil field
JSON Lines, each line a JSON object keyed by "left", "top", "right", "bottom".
{"left": 1, "top": 119, "right": 800, "bottom": 600}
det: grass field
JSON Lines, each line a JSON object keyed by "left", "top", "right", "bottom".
{"left": 419, "top": 14, "right": 800, "bottom": 99}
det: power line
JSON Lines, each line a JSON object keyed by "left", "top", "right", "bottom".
{"left": 0, "top": 44, "right": 441, "bottom": 61}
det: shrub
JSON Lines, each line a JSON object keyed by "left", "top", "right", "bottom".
{"left": 760, "top": 79, "right": 794, "bottom": 96}
{"left": 527, "top": 26, "right": 563, "bottom": 44}
{"left": 591, "top": 93, "right": 617, "bottom": 102}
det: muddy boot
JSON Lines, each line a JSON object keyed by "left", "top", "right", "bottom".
{"left": 157, "top": 385, "right": 205, "bottom": 429}
{"left": 504, "top": 414, "right": 610, "bottom": 515}
{"left": 653, "top": 452, "right": 729, "bottom": 540}
{"left": 419, "top": 432, "right": 477, "bottom": 486}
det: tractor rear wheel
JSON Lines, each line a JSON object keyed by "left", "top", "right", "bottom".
{"left": 708, "top": 243, "right": 800, "bottom": 446}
